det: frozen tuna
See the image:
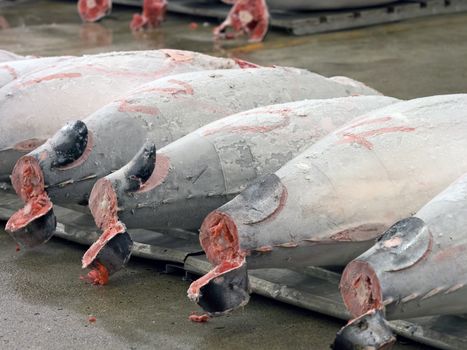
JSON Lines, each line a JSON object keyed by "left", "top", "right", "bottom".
{"left": 84, "top": 95, "right": 397, "bottom": 281}
{"left": 6, "top": 67, "right": 380, "bottom": 277}
{"left": 336, "top": 171, "right": 467, "bottom": 348}
{"left": 0, "top": 55, "right": 73, "bottom": 88}
{"left": 215, "top": 0, "right": 269, "bottom": 42}
{"left": 188, "top": 94, "right": 467, "bottom": 315}
{"left": 0, "top": 50, "right": 33, "bottom": 63}
{"left": 130, "top": 0, "right": 167, "bottom": 30}
{"left": 77, "top": 0, "right": 112, "bottom": 22}
{"left": 0, "top": 49, "right": 251, "bottom": 180}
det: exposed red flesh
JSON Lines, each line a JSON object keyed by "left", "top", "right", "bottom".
{"left": 82, "top": 223, "right": 126, "bottom": 269}
{"left": 130, "top": 0, "right": 167, "bottom": 31}
{"left": 77, "top": 0, "right": 112, "bottom": 22}
{"left": 214, "top": 0, "right": 269, "bottom": 42}
{"left": 81, "top": 261, "right": 109, "bottom": 285}
{"left": 88, "top": 315, "right": 97, "bottom": 323}
{"left": 6, "top": 156, "right": 53, "bottom": 233}
{"left": 84, "top": 178, "right": 126, "bottom": 268}
{"left": 188, "top": 313, "right": 210, "bottom": 323}
{"left": 340, "top": 260, "right": 383, "bottom": 317}
{"left": 199, "top": 211, "right": 242, "bottom": 265}
{"left": 187, "top": 258, "right": 245, "bottom": 300}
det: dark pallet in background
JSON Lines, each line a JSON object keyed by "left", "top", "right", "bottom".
{"left": 113, "top": 0, "right": 467, "bottom": 35}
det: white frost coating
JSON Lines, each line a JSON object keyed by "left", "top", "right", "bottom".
{"left": 218, "top": 94, "right": 467, "bottom": 268}
{"left": 110, "top": 95, "right": 398, "bottom": 230}
{"left": 350, "top": 172, "right": 467, "bottom": 320}
{"left": 0, "top": 56, "right": 73, "bottom": 88}
{"left": 36, "top": 66, "right": 381, "bottom": 208}
{"left": 0, "top": 49, "right": 246, "bottom": 176}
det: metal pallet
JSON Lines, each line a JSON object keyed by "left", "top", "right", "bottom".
{"left": 113, "top": 0, "right": 467, "bottom": 36}
{"left": 1, "top": 189, "right": 466, "bottom": 349}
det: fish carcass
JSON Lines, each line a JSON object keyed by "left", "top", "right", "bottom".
{"left": 0, "top": 49, "right": 252, "bottom": 180}
{"left": 83, "top": 95, "right": 397, "bottom": 282}
{"left": 77, "top": 0, "right": 112, "bottom": 22}
{"left": 336, "top": 172, "right": 467, "bottom": 348}
{"left": 188, "top": 94, "right": 467, "bottom": 316}
{"left": 131, "top": 0, "right": 167, "bottom": 31}
{"left": 5, "top": 67, "right": 380, "bottom": 270}
{"left": 215, "top": 0, "right": 269, "bottom": 42}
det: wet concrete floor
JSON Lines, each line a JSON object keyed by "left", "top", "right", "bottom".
{"left": 1, "top": 0, "right": 465, "bottom": 349}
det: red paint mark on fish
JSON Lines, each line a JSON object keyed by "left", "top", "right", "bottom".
{"left": 161, "top": 49, "right": 194, "bottom": 62}
{"left": 13, "top": 138, "right": 46, "bottom": 152}
{"left": 188, "top": 313, "right": 210, "bottom": 323}
{"left": 341, "top": 116, "right": 393, "bottom": 132}
{"left": 138, "top": 153, "right": 170, "bottom": 192}
{"left": 337, "top": 126, "right": 416, "bottom": 150}
{"left": 434, "top": 243, "right": 467, "bottom": 262}
{"left": 138, "top": 79, "right": 194, "bottom": 96}
{"left": 1, "top": 65, "right": 17, "bottom": 79}
{"left": 118, "top": 100, "right": 160, "bottom": 115}
{"left": 233, "top": 58, "right": 260, "bottom": 68}
{"left": 20, "top": 73, "right": 82, "bottom": 87}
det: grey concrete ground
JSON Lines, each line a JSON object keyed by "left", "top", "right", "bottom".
{"left": 1, "top": 0, "right": 465, "bottom": 349}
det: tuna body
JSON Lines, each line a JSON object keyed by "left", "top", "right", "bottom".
{"left": 0, "top": 55, "right": 73, "bottom": 89}
{"left": 99, "top": 95, "right": 398, "bottom": 231}
{"left": 18, "top": 67, "right": 380, "bottom": 208}
{"left": 341, "top": 172, "right": 467, "bottom": 320}
{"left": 0, "top": 49, "right": 245, "bottom": 179}
{"left": 189, "top": 94, "right": 467, "bottom": 314}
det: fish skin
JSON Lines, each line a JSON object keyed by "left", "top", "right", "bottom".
{"left": 22, "top": 67, "right": 380, "bottom": 208}
{"left": 191, "top": 94, "right": 467, "bottom": 314}
{"left": 104, "top": 95, "right": 399, "bottom": 232}
{"left": 341, "top": 170, "right": 467, "bottom": 321}
{"left": 0, "top": 49, "right": 250, "bottom": 180}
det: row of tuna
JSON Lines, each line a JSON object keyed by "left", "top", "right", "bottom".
{"left": 1, "top": 49, "right": 466, "bottom": 349}
{"left": 76, "top": 0, "right": 401, "bottom": 42}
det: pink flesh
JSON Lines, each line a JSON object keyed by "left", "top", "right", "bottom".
{"left": 77, "top": 0, "right": 112, "bottom": 22}
{"left": 199, "top": 211, "right": 242, "bottom": 265}
{"left": 188, "top": 313, "right": 210, "bottom": 323}
{"left": 187, "top": 258, "right": 245, "bottom": 300}
{"left": 6, "top": 156, "right": 53, "bottom": 233}
{"left": 214, "top": 0, "right": 270, "bottom": 42}
{"left": 84, "top": 178, "right": 126, "bottom": 268}
{"left": 340, "top": 260, "right": 383, "bottom": 317}
{"left": 130, "top": 0, "right": 167, "bottom": 31}
{"left": 80, "top": 261, "right": 109, "bottom": 285}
